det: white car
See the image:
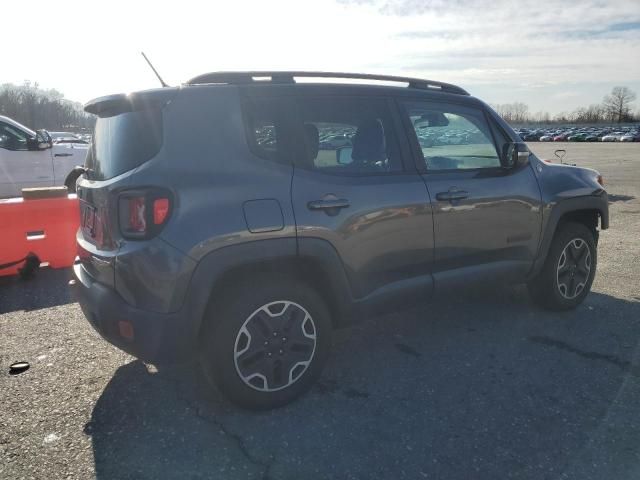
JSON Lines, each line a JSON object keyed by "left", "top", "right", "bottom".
{"left": 620, "top": 134, "right": 636, "bottom": 142}
{"left": 319, "top": 135, "right": 352, "bottom": 149}
{"left": 0, "top": 115, "right": 88, "bottom": 198}
{"left": 601, "top": 132, "right": 623, "bottom": 142}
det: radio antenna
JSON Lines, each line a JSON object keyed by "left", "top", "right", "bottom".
{"left": 141, "top": 52, "right": 169, "bottom": 88}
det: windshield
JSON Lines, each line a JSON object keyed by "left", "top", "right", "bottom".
{"left": 0, "top": 122, "right": 31, "bottom": 149}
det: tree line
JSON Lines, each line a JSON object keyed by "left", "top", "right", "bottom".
{"left": 0, "top": 81, "right": 95, "bottom": 131}
{"left": 0, "top": 81, "right": 637, "bottom": 131}
{"left": 494, "top": 86, "right": 638, "bottom": 125}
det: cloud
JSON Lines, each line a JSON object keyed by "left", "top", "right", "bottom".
{"left": 336, "top": 0, "right": 640, "bottom": 112}
{"left": 609, "top": 21, "right": 640, "bottom": 32}
{"left": 339, "top": 0, "right": 490, "bottom": 16}
{"left": 395, "top": 31, "right": 462, "bottom": 40}
{"left": 3, "top": 0, "right": 639, "bottom": 114}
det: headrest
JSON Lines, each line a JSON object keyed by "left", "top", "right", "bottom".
{"left": 351, "top": 119, "right": 386, "bottom": 163}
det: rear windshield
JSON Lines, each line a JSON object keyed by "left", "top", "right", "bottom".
{"left": 85, "top": 108, "right": 163, "bottom": 180}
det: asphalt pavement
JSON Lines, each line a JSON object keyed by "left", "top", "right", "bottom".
{"left": 1, "top": 143, "right": 639, "bottom": 480}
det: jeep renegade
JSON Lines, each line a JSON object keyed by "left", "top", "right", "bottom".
{"left": 73, "top": 72, "right": 609, "bottom": 409}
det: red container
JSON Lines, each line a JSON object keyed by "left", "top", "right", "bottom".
{"left": 0, "top": 194, "right": 80, "bottom": 277}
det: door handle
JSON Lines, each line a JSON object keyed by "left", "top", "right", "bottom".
{"left": 307, "top": 198, "right": 350, "bottom": 211}
{"left": 54, "top": 153, "right": 73, "bottom": 157}
{"left": 436, "top": 190, "right": 469, "bottom": 201}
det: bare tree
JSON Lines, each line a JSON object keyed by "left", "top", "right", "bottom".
{"left": 493, "top": 102, "right": 530, "bottom": 124}
{"left": 570, "top": 104, "right": 606, "bottom": 123}
{"left": 494, "top": 95, "right": 639, "bottom": 125}
{"left": 603, "top": 87, "right": 636, "bottom": 123}
{"left": 512, "top": 102, "right": 529, "bottom": 123}
{"left": 532, "top": 111, "right": 551, "bottom": 124}
{"left": 0, "top": 81, "right": 94, "bottom": 131}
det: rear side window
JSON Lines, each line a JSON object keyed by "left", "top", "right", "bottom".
{"left": 242, "top": 96, "right": 291, "bottom": 164}
{"left": 85, "top": 108, "right": 163, "bottom": 180}
{"left": 297, "top": 97, "right": 403, "bottom": 175}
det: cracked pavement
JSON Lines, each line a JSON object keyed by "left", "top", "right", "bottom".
{"left": 1, "top": 143, "right": 640, "bottom": 479}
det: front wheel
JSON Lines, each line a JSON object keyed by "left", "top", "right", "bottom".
{"left": 528, "top": 222, "right": 597, "bottom": 311}
{"left": 200, "top": 278, "right": 332, "bottom": 410}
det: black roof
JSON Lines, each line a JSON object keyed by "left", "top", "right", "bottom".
{"left": 186, "top": 71, "right": 469, "bottom": 96}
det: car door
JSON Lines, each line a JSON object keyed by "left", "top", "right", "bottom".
{"left": 52, "top": 142, "right": 89, "bottom": 185}
{"left": 291, "top": 95, "right": 434, "bottom": 301}
{"left": 399, "top": 99, "right": 542, "bottom": 289}
{"left": 0, "top": 121, "right": 54, "bottom": 197}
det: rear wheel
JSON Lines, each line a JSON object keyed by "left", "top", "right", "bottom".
{"left": 528, "top": 222, "right": 597, "bottom": 310}
{"left": 200, "top": 278, "right": 332, "bottom": 410}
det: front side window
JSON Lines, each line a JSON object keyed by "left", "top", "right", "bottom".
{"left": 403, "top": 102, "right": 501, "bottom": 171}
{"left": 0, "top": 122, "right": 30, "bottom": 151}
{"left": 297, "top": 97, "right": 403, "bottom": 174}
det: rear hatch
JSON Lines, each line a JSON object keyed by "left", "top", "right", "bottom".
{"left": 77, "top": 89, "right": 176, "bottom": 285}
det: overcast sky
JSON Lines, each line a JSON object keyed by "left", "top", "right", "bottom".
{"left": 4, "top": 0, "right": 640, "bottom": 114}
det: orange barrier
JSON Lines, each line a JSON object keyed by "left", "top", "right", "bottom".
{"left": 0, "top": 194, "right": 80, "bottom": 277}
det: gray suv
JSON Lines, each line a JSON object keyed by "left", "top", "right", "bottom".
{"left": 73, "top": 72, "right": 609, "bottom": 409}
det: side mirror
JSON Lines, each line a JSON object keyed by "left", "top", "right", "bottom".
{"left": 502, "top": 142, "right": 529, "bottom": 169}
{"left": 336, "top": 146, "right": 353, "bottom": 165}
{"left": 30, "top": 129, "right": 52, "bottom": 150}
{"left": 26, "top": 137, "right": 40, "bottom": 150}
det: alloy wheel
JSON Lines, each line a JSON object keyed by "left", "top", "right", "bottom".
{"left": 556, "top": 238, "right": 591, "bottom": 300}
{"left": 233, "top": 301, "right": 317, "bottom": 392}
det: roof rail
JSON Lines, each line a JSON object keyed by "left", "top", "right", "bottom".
{"left": 185, "top": 71, "right": 469, "bottom": 95}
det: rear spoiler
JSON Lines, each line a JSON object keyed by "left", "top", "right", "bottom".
{"left": 84, "top": 88, "right": 177, "bottom": 117}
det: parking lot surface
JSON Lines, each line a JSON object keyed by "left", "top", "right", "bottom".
{"left": 1, "top": 143, "right": 639, "bottom": 480}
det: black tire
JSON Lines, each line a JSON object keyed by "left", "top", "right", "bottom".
{"left": 18, "top": 253, "right": 40, "bottom": 280}
{"left": 528, "top": 222, "right": 597, "bottom": 311}
{"left": 199, "top": 276, "right": 332, "bottom": 410}
{"left": 64, "top": 180, "right": 76, "bottom": 194}
{"left": 64, "top": 166, "right": 86, "bottom": 194}
{"left": 65, "top": 183, "right": 76, "bottom": 193}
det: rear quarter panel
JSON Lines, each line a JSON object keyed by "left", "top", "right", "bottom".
{"left": 152, "top": 85, "right": 296, "bottom": 261}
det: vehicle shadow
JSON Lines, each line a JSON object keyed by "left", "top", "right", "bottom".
{"left": 608, "top": 194, "right": 635, "bottom": 203}
{"left": 87, "top": 288, "right": 640, "bottom": 480}
{"left": 0, "top": 267, "right": 74, "bottom": 314}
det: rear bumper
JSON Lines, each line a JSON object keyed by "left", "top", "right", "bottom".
{"left": 72, "top": 261, "right": 194, "bottom": 363}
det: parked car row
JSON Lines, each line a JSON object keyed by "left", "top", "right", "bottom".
{"left": 315, "top": 123, "right": 640, "bottom": 149}
{"left": 515, "top": 125, "right": 640, "bottom": 142}
{"left": 49, "top": 131, "right": 92, "bottom": 144}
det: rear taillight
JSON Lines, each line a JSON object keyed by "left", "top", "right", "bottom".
{"left": 128, "top": 197, "right": 147, "bottom": 233}
{"left": 119, "top": 190, "right": 172, "bottom": 239}
{"left": 153, "top": 198, "right": 169, "bottom": 225}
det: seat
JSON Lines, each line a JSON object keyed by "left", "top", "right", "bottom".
{"left": 303, "top": 123, "right": 319, "bottom": 166}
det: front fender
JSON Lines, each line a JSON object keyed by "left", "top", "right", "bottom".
{"left": 529, "top": 192, "right": 608, "bottom": 279}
